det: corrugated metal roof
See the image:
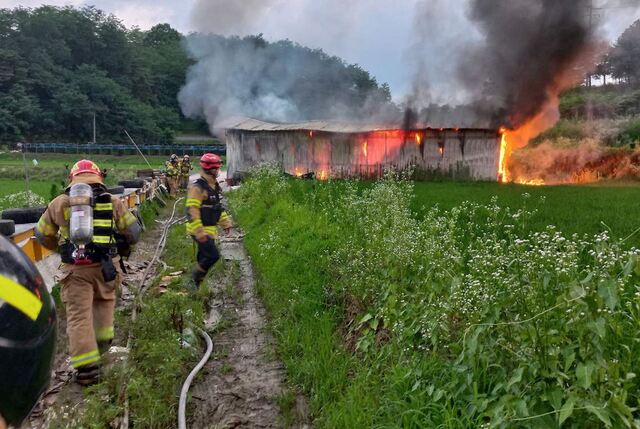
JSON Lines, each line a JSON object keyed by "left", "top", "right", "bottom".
{"left": 216, "top": 116, "right": 391, "bottom": 133}
{"left": 216, "top": 115, "right": 498, "bottom": 133}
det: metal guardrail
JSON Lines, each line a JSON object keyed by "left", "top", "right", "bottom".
{"left": 18, "top": 143, "right": 226, "bottom": 156}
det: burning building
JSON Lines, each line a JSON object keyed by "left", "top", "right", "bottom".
{"left": 220, "top": 117, "right": 502, "bottom": 181}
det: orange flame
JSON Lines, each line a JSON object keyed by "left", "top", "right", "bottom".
{"left": 515, "top": 178, "right": 546, "bottom": 186}
{"left": 362, "top": 141, "right": 368, "bottom": 157}
{"left": 415, "top": 133, "right": 422, "bottom": 145}
{"left": 294, "top": 167, "right": 303, "bottom": 177}
{"left": 318, "top": 170, "right": 328, "bottom": 180}
{"left": 498, "top": 127, "right": 509, "bottom": 183}
{"left": 309, "top": 130, "right": 314, "bottom": 138}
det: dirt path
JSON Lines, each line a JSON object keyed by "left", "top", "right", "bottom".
{"left": 189, "top": 236, "right": 310, "bottom": 429}
{"left": 25, "top": 205, "right": 170, "bottom": 429}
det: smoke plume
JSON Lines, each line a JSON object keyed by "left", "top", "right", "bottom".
{"left": 178, "top": 33, "right": 398, "bottom": 129}
{"left": 190, "top": 0, "right": 276, "bottom": 36}
{"left": 409, "top": 0, "right": 610, "bottom": 132}
{"left": 463, "top": 0, "right": 599, "bottom": 127}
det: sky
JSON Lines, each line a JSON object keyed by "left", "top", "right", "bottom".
{"left": 2, "top": 0, "right": 640, "bottom": 101}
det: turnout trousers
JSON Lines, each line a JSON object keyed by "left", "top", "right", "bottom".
{"left": 167, "top": 177, "right": 179, "bottom": 196}
{"left": 60, "top": 262, "right": 123, "bottom": 369}
{"left": 192, "top": 237, "right": 220, "bottom": 285}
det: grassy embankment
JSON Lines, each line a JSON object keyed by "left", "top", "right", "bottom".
{"left": 228, "top": 167, "right": 640, "bottom": 428}
{"left": 533, "top": 85, "right": 640, "bottom": 147}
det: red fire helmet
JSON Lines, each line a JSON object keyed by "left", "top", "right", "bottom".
{"left": 200, "top": 153, "right": 222, "bottom": 170}
{"left": 69, "top": 160, "right": 102, "bottom": 179}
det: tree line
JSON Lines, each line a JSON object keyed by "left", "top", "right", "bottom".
{"left": 0, "top": 6, "right": 394, "bottom": 144}
{"left": 593, "top": 18, "right": 640, "bottom": 85}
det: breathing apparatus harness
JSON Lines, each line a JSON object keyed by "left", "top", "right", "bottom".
{"left": 194, "top": 176, "right": 223, "bottom": 226}
{"left": 60, "top": 183, "right": 118, "bottom": 282}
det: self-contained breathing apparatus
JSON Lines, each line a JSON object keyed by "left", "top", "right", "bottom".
{"left": 194, "top": 177, "right": 223, "bottom": 226}
{"left": 61, "top": 183, "right": 118, "bottom": 282}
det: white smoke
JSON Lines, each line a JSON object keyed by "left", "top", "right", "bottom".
{"left": 180, "top": 0, "right": 640, "bottom": 132}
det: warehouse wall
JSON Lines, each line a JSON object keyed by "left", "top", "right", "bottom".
{"left": 226, "top": 129, "right": 500, "bottom": 181}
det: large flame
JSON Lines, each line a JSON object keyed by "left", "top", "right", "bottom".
{"left": 498, "top": 127, "right": 509, "bottom": 183}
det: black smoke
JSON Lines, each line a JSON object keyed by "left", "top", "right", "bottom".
{"left": 459, "top": 0, "right": 596, "bottom": 127}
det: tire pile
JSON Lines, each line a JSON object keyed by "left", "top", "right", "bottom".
{"left": 0, "top": 206, "right": 46, "bottom": 237}
{"left": 0, "top": 177, "right": 153, "bottom": 238}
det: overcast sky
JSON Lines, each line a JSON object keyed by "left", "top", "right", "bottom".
{"left": 2, "top": 0, "right": 639, "bottom": 100}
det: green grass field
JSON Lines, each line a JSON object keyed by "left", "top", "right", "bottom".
{"left": 411, "top": 181, "right": 640, "bottom": 247}
{"left": 228, "top": 169, "right": 640, "bottom": 428}
{"left": 0, "top": 152, "right": 169, "bottom": 170}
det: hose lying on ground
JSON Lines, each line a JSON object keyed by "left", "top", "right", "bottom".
{"left": 120, "top": 197, "right": 184, "bottom": 429}
{"left": 178, "top": 328, "right": 214, "bottom": 429}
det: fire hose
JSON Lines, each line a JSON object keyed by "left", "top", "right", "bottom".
{"left": 178, "top": 329, "right": 213, "bottom": 429}
{"left": 120, "top": 196, "right": 215, "bottom": 429}
{"left": 120, "top": 197, "right": 185, "bottom": 429}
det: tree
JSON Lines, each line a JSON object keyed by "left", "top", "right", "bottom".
{"left": 604, "top": 19, "right": 640, "bottom": 85}
{"left": 0, "top": 6, "right": 188, "bottom": 144}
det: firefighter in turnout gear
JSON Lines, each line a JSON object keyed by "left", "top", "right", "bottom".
{"left": 0, "top": 235, "right": 57, "bottom": 429}
{"left": 180, "top": 154, "right": 193, "bottom": 190}
{"left": 35, "top": 160, "right": 142, "bottom": 385}
{"left": 165, "top": 154, "right": 180, "bottom": 197}
{"left": 186, "top": 153, "right": 232, "bottom": 287}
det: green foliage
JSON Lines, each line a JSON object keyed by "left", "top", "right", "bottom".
{"left": 615, "top": 118, "right": 640, "bottom": 146}
{"left": 229, "top": 166, "right": 640, "bottom": 428}
{"left": 531, "top": 120, "right": 587, "bottom": 144}
{"left": 0, "top": 6, "right": 187, "bottom": 144}
{"left": 138, "top": 200, "right": 161, "bottom": 231}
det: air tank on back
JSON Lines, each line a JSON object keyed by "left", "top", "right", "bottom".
{"left": 68, "top": 183, "right": 93, "bottom": 260}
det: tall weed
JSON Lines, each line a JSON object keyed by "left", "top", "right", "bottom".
{"left": 230, "top": 164, "right": 640, "bottom": 428}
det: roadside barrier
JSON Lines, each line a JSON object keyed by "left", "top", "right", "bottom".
{"left": 1, "top": 176, "right": 165, "bottom": 263}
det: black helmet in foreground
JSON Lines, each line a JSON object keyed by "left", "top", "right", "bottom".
{"left": 0, "top": 235, "right": 57, "bottom": 427}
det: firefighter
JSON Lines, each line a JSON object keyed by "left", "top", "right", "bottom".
{"left": 165, "top": 154, "right": 180, "bottom": 197}
{"left": 35, "top": 160, "right": 142, "bottom": 385}
{"left": 180, "top": 154, "right": 193, "bottom": 190}
{"left": 0, "top": 235, "right": 57, "bottom": 429}
{"left": 186, "top": 153, "right": 232, "bottom": 287}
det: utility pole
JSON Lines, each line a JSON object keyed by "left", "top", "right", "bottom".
{"left": 18, "top": 143, "right": 31, "bottom": 207}
{"left": 588, "top": 0, "right": 594, "bottom": 87}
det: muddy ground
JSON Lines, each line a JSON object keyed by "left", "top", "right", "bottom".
{"left": 25, "top": 206, "right": 169, "bottom": 429}
{"left": 189, "top": 237, "right": 310, "bottom": 429}
{"left": 25, "top": 193, "right": 310, "bottom": 428}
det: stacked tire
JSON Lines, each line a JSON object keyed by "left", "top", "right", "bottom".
{"left": 0, "top": 206, "right": 47, "bottom": 237}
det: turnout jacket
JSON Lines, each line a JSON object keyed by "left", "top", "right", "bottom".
{"left": 180, "top": 161, "right": 193, "bottom": 176}
{"left": 165, "top": 161, "right": 180, "bottom": 177}
{"left": 186, "top": 174, "right": 232, "bottom": 238}
{"left": 35, "top": 175, "right": 141, "bottom": 268}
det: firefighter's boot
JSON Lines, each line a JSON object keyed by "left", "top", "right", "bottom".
{"left": 191, "top": 267, "right": 206, "bottom": 289}
{"left": 98, "top": 339, "right": 113, "bottom": 356}
{"left": 75, "top": 364, "right": 101, "bottom": 386}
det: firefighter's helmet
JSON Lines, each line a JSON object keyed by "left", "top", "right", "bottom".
{"left": 170, "top": 154, "right": 178, "bottom": 163}
{"left": 69, "top": 159, "right": 102, "bottom": 179}
{"left": 0, "top": 235, "right": 57, "bottom": 427}
{"left": 183, "top": 154, "right": 190, "bottom": 160}
{"left": 200, "top": 153, "right": 222, "bottom": 170}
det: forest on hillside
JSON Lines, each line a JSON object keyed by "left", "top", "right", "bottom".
{"left": 0, "top": 6, "right": 393, "bottom": 144}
